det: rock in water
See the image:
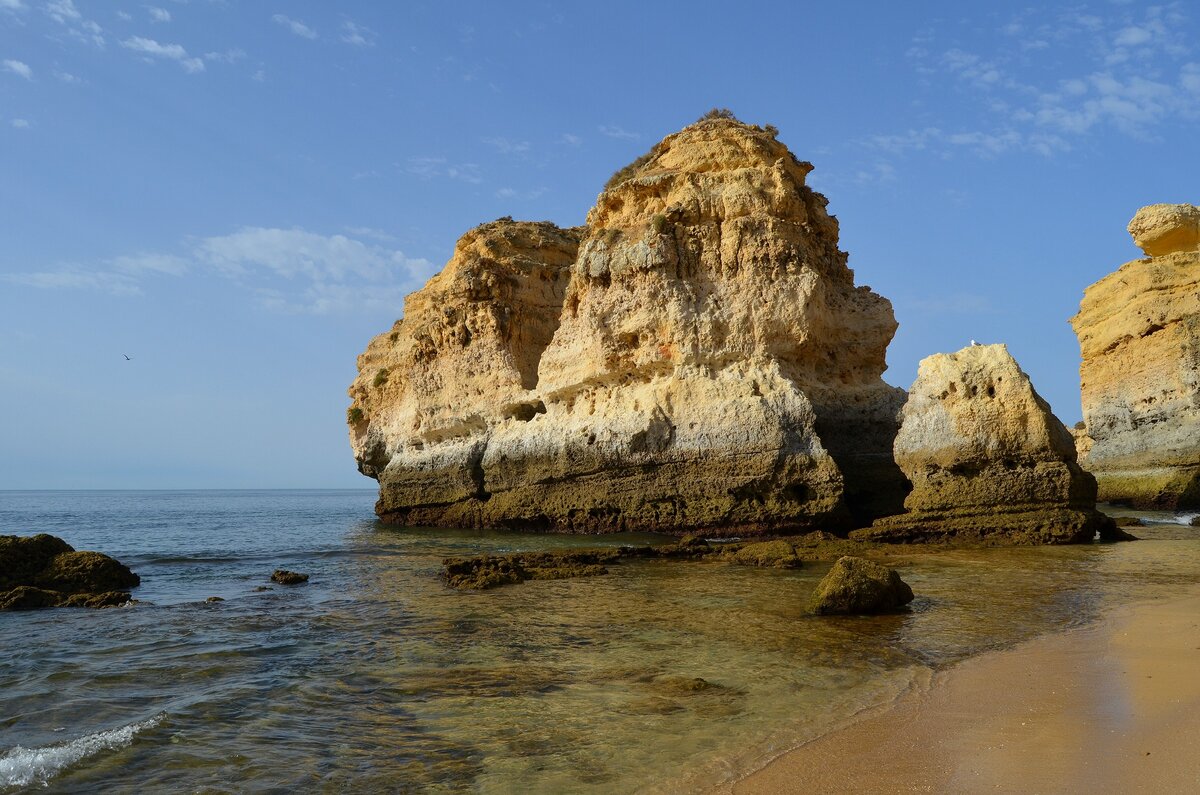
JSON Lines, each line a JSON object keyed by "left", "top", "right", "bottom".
{"left": 808, "top": 556, "right": 913, "bottom": 615}
{"left": 857, "top": 344, "right": 1115, "bottom": 544}
{"left": 348, "top": 117, "right": 907, "bottom": 534}
{"left": 271, "top": 570, "right": 309, "bottom": 585}
{"left": 1071, "top": 204, "right": 1200, "bottom": 508}
{"left": 0, "top": 534, "right": 138, "bottom": 610}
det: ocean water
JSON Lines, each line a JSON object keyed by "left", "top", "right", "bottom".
{"left": 2, "top": 490, "right": 1199, "bottom": 793}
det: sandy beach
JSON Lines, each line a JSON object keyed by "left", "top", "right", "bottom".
{"left": 726, "top": 588, "right": 1200, "bottom": 794}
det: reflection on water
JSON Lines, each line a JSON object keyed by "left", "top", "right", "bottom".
{"left": 1, "top": 492, "right": 1199, "bottom": 793}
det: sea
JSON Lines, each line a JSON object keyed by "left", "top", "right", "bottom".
{"left": 2, "top": 489, "right": 1199, "bottom": 793}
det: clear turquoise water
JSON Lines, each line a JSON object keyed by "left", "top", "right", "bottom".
{"left": 2, "top": 491, "right": 1199, "bottom": 793}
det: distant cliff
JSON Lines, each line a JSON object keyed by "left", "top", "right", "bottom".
{"left": 348, "top": 115, "right": 908, "bottom": 534}
{"left": 1071, "top": 204, "right": 1200, "bottom": 508}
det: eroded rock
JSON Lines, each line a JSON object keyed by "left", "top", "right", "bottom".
{"left": 808, "top": 556, "right": 914, "bottom": 615}
{"left": 1071, "top": 204, "right": 1200, "bottom": 508}
{"left": 271, "top": 570, "right": 309, "bottom": 585}
{"left": 858, "top": 344, "right": 1115, "bottom": 544}
{"left": 350, "top": 116, "right": 907, "bottom": 535}
{"left": 0, "top": 534, "right": 138, "bottom": 610}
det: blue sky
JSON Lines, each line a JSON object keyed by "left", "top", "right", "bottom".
{"left": 1, "top": 1, "right": 1197, "bottom": 489}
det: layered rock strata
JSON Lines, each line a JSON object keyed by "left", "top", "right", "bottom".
{"left": 857, "top": 345, "right": 1114, "bottom": 544}
{"left": 1070, "top": 204, "right": 1200, "bottom": 508}
{"left": 349, "top": 118, "right": 908, "bottom": 534}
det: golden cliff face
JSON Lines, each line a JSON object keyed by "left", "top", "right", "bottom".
{"left": 858, "top": 344, "right": 1112, "bottom": 544}
{"left": 1070, "top": 203, "right": 1200, "bottom": 508}
{"left": 348, "top": 117, "right": 906, "bottom": 534}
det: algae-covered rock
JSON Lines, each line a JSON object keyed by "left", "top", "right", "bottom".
{"left": 271, "top": 570, "right": 309, "bottom": 585}
{"left": 0, "top": 534, "right": 138, "bottom": 610}
{"left": 443, "top": 551, "right": 616, "bottom": 590}
{"left": 36, "top": 550, "right": 139, "bottom": 593}
{"left": 0, "top": 534, "right": 73, "bottom": 589}
{"left": 808, "top": 556, "right": 914, "bottom": 615}
{"left": 723, "top": 539, "right": 801, "bottom": 569}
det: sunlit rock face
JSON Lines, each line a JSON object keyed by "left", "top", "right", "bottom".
{"left": 348, "top": 117, "right": 907, "bottom": 535}
{"left": 1071, "top": 203, "right": 1200, "bottom": 508}
{"left": 856, "top": 344, "right": 1113, "bottom": 545}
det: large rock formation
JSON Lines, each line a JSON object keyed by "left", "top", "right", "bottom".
{"left": 348, "top": 116, "right": 908, "bottom": 535}
{"left": 857, "top": 344, "right": 1114, "bottom": 544}
{"left": 0, "top": 534, "right": 139, "bottom": 610}
{"left": 1070, "top": 204, "right": 1200, "bottom": 508}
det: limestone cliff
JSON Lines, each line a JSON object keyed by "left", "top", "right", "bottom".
{"left": 1070, "top": 204, "right": 1200, "bottom": 508}
{"left": 857, "top": 345, "right": 1113, "bottom": 544}
{"left": 349, "top": 116, "right": 907, "bottom": 534}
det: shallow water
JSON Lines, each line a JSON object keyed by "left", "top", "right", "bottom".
{"left": 2, "top": 491, "right": 1198, "bottom": 793}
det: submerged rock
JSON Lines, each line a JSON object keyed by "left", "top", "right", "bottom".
{"left": 722, "top": 539, "right": 802, "bottom": 569}
{"left": 0, "top": 534, "right": 138, "bottom": 610}
{"left": 441, "top": 534, "right": 889, "bottom": 590}
{"left": 350, "top": 115, "right": 907, "bottom": 536}
{"left": 858, "top": 344, "right": 1115, "bottom": 545}
{"left": 1071, "top": 204, "right": 1200, "bottom": 508}
{"left": 271, "top": 570, "right": 309, "bottom": 585}
{"left": 808, "top": 556, "right": 914, "bottom": 615}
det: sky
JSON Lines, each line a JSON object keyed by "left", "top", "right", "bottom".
{"left": 1, "top": 1, "right": 1197, "bottom": 489}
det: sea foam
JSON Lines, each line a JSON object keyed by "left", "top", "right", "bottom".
{"left": 0, "top": 714, "right": 162, "bottom": 789}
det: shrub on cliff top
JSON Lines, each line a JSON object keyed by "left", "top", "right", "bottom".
{"left": 697, "top": 107, "right": 739, "bottom": 123}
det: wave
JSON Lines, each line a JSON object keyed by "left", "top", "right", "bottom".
{"left": 0, "top": 714, "right": 163, "bottom": 790}
{"left": 1138, "top": 512, "right": 1198, "bottom": 526}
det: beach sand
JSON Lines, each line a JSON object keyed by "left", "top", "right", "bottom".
{"left": 725, "top": 589, "right": 1200, "bottom": 794}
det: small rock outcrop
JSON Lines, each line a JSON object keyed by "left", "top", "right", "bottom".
{"left": 857, "top": 345, "right": 1115, "bottom": 544}
{"left": 271, "top": 570, "right": 309, "bottom": 585}
{"left": 349, "top": 116, "right": 908, "bottom": 535}
{"left": 1071, "top": 204, "right": 1200, "bottom": 508}
{"left": 807, "top": 556, "right": 913, "bottom": 615}
{"left": 0, "top": 534, "right": 139, "bottom": 610}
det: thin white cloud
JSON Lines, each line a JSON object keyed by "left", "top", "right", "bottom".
{"left": 481, "top": 136, "right": 530, "bottom": 155}
{"left": 2, "top": 228, "right": 434, "bottom": 314}
{"left": 44, "top": 0, "right": 80, "bottom": 23}
{"left": 0, "top": 0, "right": 25, "bottom": 11}
{"left": 2, "top": 59, "right": 32, "bottom": 79}
{"left": 883, "top": 5, "right": 1200, "bottom": 160}
{"left": 112, "top": 253, "right": 188, "bottom": 276}
{"left": 405, "top": 156, "right": 483, "bottom": 184}
{"left": 121, "top": 36, "right": 204, "bottom": 73}
{"left": 147, "top": 6, "right": 170, "bottom": 23}
{"left": 203, "top": 49, "right": 245, "bottom": 64}
{"left": 0, "top": 269, "right": 141, "bottom": 295}
{"left": 11, "top": 118, "right": 30, "bottom": 128}
{"left": 341, "top": 20, "right": 374, "bottom": 47}
{"left": 561, "top": 133, "right": 583, "bottom": 146}
{"left": 494, "top": 186, "right": 547, "bottom": 200}
{"left": 53, "top": 69, "right": 81, "bottom": 83}
{"left": 598, "top": 124, "right": 639, "bottom": 140}
{"left": 44, "top": 0, "right": 104, "bottom": 46}
{"left": 116, "top": 10, "right": 131, "bottom": 21}
{"left": 194, "top": 227, "right": 432, "bottom": 313}
{"left": 273, "top": 14, "right": 317, "bottom": 40}
{"left": 343, "top": 226, "right": 396, "bottom": 242}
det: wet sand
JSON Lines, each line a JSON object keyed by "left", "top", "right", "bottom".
{"left": 726, "top": 588, "right": 1200, "bottom": 794}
